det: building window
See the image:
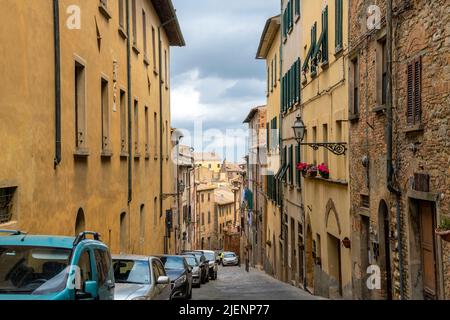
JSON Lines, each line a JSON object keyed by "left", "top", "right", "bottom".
{"left": 274, "top": 54, "right": 278, "bottom": 86}
{"left": 377, "top": 38, "right": 387, "bottom": 106}
{"left": 142, "top": 10, "right": 148, "bottom": 62}
{"left": 208, "top": 193, "right": 210, "bottom": 202}
{"left": 118, "top": 0, "right": 125, "bottom": 29}
{"left": 0, "top": 187, "right": 16, "bottom": 224}
{"left": 407, "top": 57, "right": 422, "bottom": 125}
{"left": 208, "top": 211, "right": 211, "bottom": 224}
{"left": 101, "top": 77, "right": 111, "bottom": 154}
{"left": 140, "top": 204, "right": 145, "bottom": 244}
{"left": 144, "top": 107, "right": 149, "bottom": 157}
{"left": 295, "top": 145, "right": 301, "bottom": 187}
{"left": 201, "top": 194, "right": 204, "bottom": 203}
{"left": 289, "top": 145, "right": 294, "bottom": 184}
{"left": 153, "top": 197, "right": 158, "bottom": 227}
{"left": 120, "top": 212, "right": 128, "bottom": 253}
{"left": 350, "top": 56, "right": 359, "bottom": 115}
{"left": 99, "top": 0, "right": 111, "bottom": 20}
{"left": 75, "top": 60, "right": 87, "bottom": 151}
{"left": 202, "top": 212, "right": 205, "bottom": 225}
{"left": 295, "top": 0, "right": 300, "bottom": 17}
{"left": 120, "top": 89, "right": 127, "bottom": 155}
{"left": 134, "top": 99, "right": 139, "bottom": 156}
{"left": 152, "top": 27, "right": 157, "bottom": 73}
{"left": 131, "top": 0, "right": 137, "bottom": 48}
{"left": 335, "top": 0, "right": 343, "bottom": 52}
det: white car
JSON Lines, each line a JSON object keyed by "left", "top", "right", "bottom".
{"left": 222, "top": 252, "right": 239, "bottom": 266}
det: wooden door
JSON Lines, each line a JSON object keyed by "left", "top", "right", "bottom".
{"left": 419, "top": 201, "right": 437, "bottom": 299}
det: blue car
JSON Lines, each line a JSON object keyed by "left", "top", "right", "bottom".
{"left": 0, "top": 230, "right": 115, "bottom": 300}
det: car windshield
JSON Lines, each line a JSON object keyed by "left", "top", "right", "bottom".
{"left": 159, "top": 256, "right": 184, "bottom": 270}
{"left": 224, "top": 253, "right": 235, "bottom": 258}
{"left": 112, "top": 260, "right": 151, "bottom": 284}
{"left": 184, "top": 256, "right": 198, "bottom": 267}
{"left": 204, "top": 252, "right": 215, "bottom": 261}
{"left": 0, "top": 245, "right": 71, "bottom": 295}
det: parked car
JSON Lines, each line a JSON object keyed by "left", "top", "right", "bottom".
{"left": 195, "top": 250, "right": 218, "bottom": 280}
{"left": 157, "top": 255, "right": 192, "bottom": 300}
{"left": 182, "top": 255, "right": 201, "bottom": 288}
{"left": 112, "top": 255, "right": 171, "bottom": 300}
{"left": 0, "top": 230, "right": 114, "bottom": 300}
{"left": 222, "top": 252, "right": 239, "bottom": 266}
{"left": 182, "top": 251, "right": 208, "bottom": 284}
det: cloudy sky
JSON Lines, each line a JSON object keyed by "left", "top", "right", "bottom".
{"left": 171, "top": 0, "right": 279, "bottom": 163}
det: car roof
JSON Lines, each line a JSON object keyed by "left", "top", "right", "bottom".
{"left": 112, "top": 254, "right": 151, "bottom": 261}
{"left": 0, "top": 235, "right": 77, "bottom": 249}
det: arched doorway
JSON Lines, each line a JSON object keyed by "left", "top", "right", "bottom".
{"left": 306, "top": 224, "right": 314, "bottom": 289}
{"left": 75, "top": 208, "right": 85, "bottom": 235}
{"left": 120, "top": 212, "right": 128, "bottom": 254}
{"left": 378, "top": 200, "right": 392, "bottom": 300}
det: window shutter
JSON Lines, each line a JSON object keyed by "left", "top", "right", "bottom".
{"left": 322, "top": 6, "right": 329, "bottom": 63}
{"left": 295, "top": 145, "right": 300, "bottom": 186}
{"left": 335, "top": 0, "right": 343, "bottom": 50}
{"left": 266, "top": 122, "right": 270, "bottom": 149}
{"left": 295, "top": 0, "right": 300, "bottom": 16}
{"left": 414, "top": 57, "right": 422, "bottom": 123}
{"left": 407, "top": 62, "right": 414, "bottom": 124}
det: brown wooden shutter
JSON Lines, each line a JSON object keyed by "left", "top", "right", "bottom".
{"left": 414, "top": 57, "right": 422, "bottom": 123}
{"left": 407, "top": 62, "right": 414, "bottom": 124}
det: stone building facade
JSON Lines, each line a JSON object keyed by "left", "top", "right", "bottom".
{"left": 0, "top": 0, "right": 184, "bottom": 255}
{"left": 348, "top": 0, "right": 449, "bottom": 300}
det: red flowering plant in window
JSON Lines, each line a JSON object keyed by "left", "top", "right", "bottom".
{"left": 317, "top": 163, "right": 330, "bottom": 179}
{"left": 296, "top": 162, "right": 309, "bottom": 174}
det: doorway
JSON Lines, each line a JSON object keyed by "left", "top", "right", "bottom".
{"left": 418, "top": 201, "right": 437, "bottom": 299}
{"left": 306, "top": 224, "right": 314, "bottom": 289}
{"left": 378, "top": 200, "right": 392, "bottom": 300}
{"left": 327, "top": 234, "right": 343, "bottom": 297}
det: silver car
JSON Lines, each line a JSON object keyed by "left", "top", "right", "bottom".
{"left": 222, "top": 252, "right": 239, "bottom": 266}
{"left": 112, "top": 255, "right": 171, "bottom": 300}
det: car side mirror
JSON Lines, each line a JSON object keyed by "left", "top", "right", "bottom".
{"left": 157, "top": 276, "right": 170, "bottom": 285}
{"left": 76, "top": 281, "right": 97, "bottom": 300}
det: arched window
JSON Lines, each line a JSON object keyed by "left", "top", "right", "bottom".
{"left": 75, "top": 208, "right": 85, "bottom": 236}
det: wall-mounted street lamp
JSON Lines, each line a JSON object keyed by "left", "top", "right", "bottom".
{"left": 292, "top": 115, "right": 347, "bottom": 156}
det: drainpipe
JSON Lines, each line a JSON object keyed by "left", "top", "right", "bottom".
{"left": 386, "top": 0, "right": 404, "bottom": 300}
{"left": 126, "top": 0, "right": 132, "bottom": 204}
{"left": 53, "top": 0, "right": 61, "bottom": 168}
{"left": 158, "top": 26, "right": 166, "bottom": 253}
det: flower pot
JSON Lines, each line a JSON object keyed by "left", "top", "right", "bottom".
{"left": 435, "top": 229, "right": 450, "bottom": 242}
{"left": 319, "top": 172, "right": 329, "bottom": 179}
{"left": 307, "top": 171, "right": 317, "bottom": 178}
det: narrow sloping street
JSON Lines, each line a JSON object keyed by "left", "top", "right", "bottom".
{"left": 193, "top": 266, "right": 322, "bottom": 300}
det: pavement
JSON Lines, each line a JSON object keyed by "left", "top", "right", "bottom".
{"left": 192, "top": 265, "right": 322, "bottom": 300}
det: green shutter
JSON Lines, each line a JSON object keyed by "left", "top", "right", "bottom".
{"left": 311, "top": 23, "right": 317, "bottom": 76}
{"left": 335, "top": 0, "right": 343, "bottom": 51}
{"left": 295, "top": 0, "right": 300, "bottom": 16}
{"left": 289, "top": 145, "right": 294, "bottom": 184}
{"left": 322, "top": 6, "right": 329, "bottom": 63}
{"left": 295, "top": 145, "right": 300, "bottom": 186}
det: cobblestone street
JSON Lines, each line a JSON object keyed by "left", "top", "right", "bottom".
{"left": 192, "top": 266, "right": 322, "bottom": 300}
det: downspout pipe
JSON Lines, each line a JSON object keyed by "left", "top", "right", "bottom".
{"left": 386, "top": 0, "right": 404, "bottom": 300}
{"left": 53, "top": 0, "right": 61, "bottom": 168}
{"left": 126, "top": 0, "right": 132, "bottom": 204}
